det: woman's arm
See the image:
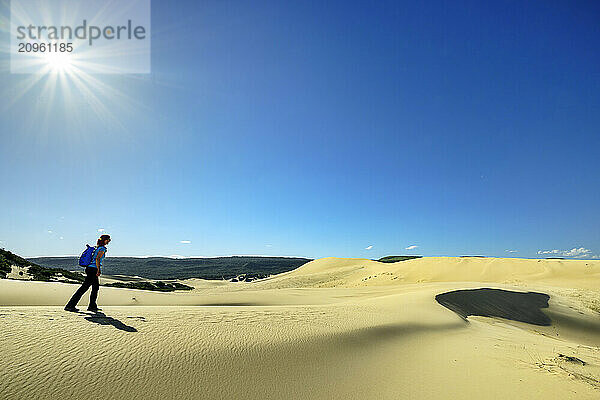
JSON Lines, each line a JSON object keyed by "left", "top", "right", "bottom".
{"left": 95, "top": 249, "right": 105, "bottom": 276}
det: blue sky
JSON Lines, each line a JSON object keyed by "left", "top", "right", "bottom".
{"left": 0, "top": 0, "right": 599, "bottom": 259}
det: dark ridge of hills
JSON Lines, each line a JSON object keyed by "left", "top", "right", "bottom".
{"left": 28, "top": 256, "right": 313, "bottom": 280}
{"left": 1, "top": 248, "right": 193, "bottom": 291}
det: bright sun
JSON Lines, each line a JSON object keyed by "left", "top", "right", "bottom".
{"left": 42, "top": 51, "right": 74, "bottom": 73}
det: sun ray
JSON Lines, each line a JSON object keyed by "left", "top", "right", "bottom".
{"left": 2, "top": 0, "right": 155, "bottom": 136}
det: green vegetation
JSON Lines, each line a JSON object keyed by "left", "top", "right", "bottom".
{"left": 29, "top": 256, "right": 313, "bottom": 280}
{"left": 3, "top": 248, "right": 311, "bottom": 290}
{"left": 1, "top": 248, "right": 193, "bottom": 290}
{"left": 230, "top": 273, "right": 269, "bottom": 282}
{"left": 0, "top": 255, "right": 11, "bottom": 278}
{"left": 1, "top": 248, "right": 37, "bottom": 278}
{"left": 27, "top": 264, "right": 85, "bottom": 283}
{"left": 1, "top": 247, "right": 36, "bottom": 266}
{"left": 377, "top": 255, "right": 422, "bottom": 263}
{"left": 0, "top": 248, "right": 84, "bottom": 282}
{"left": 104, "top": 281, "right": 193, "bottom": 292}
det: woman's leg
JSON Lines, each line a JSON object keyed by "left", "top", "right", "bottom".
{"left": 65, "top": 269, "right": 94, "bottom": 308}
{"left": 88, "top": 273, "right": 100, "bottom": 310}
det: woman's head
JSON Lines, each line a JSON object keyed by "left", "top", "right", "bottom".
{"left": 97, "top": 234, "right": 111, "bottom": 247}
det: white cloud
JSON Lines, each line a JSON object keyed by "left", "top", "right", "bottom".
{"left": 265, "top": 244, "right": 273, "bottom": 248}
{"left": 179, "top": 240, "right": 191, "bottom": 244}
{"left": 405, "top": 245, "right": 418, "bottom": 250}
{"left": 97, "top": 228, "right": 105, "bottom": 232}
{"left": 365, "top": 245, "right": 373, "bottom": 250}
{"left": 537, "top": 249, "right": 560, "bottom": 255}
{"left": 47, "top": 230, "right": 53, "bottom": 234}
{"left": 59, "top": 236, "right": 64, "bottom": 240}
{"left": 505, "top": 249, "right": 517, "bottom": 253}
{"left": 537, "top": 247, "right": 592, "bottom": 258}
{"left": 564, "top": 247, "right": 591, "bottom": 257}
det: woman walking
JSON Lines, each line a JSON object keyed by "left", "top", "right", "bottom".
{"left": 64, "top": 234, "right": 111, "bottom": 312}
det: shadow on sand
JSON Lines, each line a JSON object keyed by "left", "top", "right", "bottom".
{"left": 83, "top": 311, "right": 138, "bottom": 332}
{"left": 435, "top": 288, "right": 551, "bottom": 326}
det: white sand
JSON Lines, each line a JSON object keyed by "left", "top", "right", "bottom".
{"left": 1, "top": 257, "right": 599, "bottom": 399}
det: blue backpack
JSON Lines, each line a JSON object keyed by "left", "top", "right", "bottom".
{"left": 79, "top": 245, "right": 96, "bottom": 267}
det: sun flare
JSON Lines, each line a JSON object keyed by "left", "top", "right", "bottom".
{"left": 42, "top": 50, "right": 74, "bottom": 74}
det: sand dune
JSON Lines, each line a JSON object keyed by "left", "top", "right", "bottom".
{"left": 263, "top": 256, "right": 600, "bottom": 289}
{"left": 1, "top": 257, "right": 599, "bottom": 399}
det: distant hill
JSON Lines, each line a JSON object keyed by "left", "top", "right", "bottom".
{"left": 1, "top": 248, "right": 83, "bottom": 283}
{"left": 28, "top": 256, "right": 313, "bottom": 280}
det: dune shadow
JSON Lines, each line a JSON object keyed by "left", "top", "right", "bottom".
{"left": 338, "top": 321, "right": 466, "bottom": 346}
{"left": 435, "top": 288, "right": 551, "bottom": 326}
{"left": 84, "top": 311, "right": 138, "bottom": 332}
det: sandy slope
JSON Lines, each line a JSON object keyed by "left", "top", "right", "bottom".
{"left": 1, "top": 257, "right": 599, "bottom": 399}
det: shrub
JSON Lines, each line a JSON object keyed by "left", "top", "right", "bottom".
{"left": 104, "top": 281, "right": 193, "bottom": 292}
{"left": 0, "top": 254, "right": 12, "bottom": 277}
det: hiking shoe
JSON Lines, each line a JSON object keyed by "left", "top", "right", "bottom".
{"left": 64, "top": 306, "right": 79, "bottom": 312}
{"left": 87, "top": 307, "right": 102, "bottom": 312}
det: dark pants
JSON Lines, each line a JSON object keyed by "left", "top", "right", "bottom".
{"left": 66, "top": 267, "right": 99, "bottom": 309}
